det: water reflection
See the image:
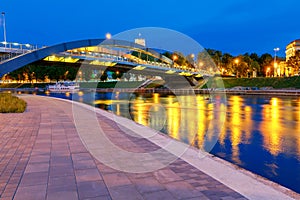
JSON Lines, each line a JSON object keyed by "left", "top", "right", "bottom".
{"left": 111, "top": 93, "right": 300, "bottom": 192}
{"left": 126, "top": 93, "right": 227, "bottom": 152}
{"left": 259, "top": 97, "right": 300, "bottom": 158}
{"left": 260, "top": 97, "right": 282, "bottom": 156}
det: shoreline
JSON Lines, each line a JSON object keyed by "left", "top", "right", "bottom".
{"left": 1, "top": 87, "right": 300, "bottom": 96}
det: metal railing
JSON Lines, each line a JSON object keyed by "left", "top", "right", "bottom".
{"left": 0, "top": 41, "right": 40, "bottom": 63}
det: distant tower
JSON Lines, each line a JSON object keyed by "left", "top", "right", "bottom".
{"left": 134, "top": 33, "right": 146, "bottom": 47}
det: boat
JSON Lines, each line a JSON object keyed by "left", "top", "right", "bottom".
{"left": 46, "top": 81, "right": 80, "bottom": 92}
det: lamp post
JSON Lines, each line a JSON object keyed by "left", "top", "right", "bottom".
{"left": 274, "top": 48, "right": 280, "bottom": 76}
{"left": 235, "top": 58, "right": 239, "bottom": 78}
{"left": 267, "top": 67, "right": 270, "bottom": 77}
{"left": 1, "top": 12, "right": 6, "bottom": 48}
{"left": 172, "top": 54, "right": 178, "bottom": 68}
{"left": 105, "top": 33, "right": 111, "bottom": 40}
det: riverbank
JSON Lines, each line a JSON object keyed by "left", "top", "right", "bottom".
{"left": 1, "top": 77, "right": 300, "bottom": 96}
{"left": 0, "top": 95, "right": 298, "bottom": 199}
{"left": 1, "top": 76, "right": 300, "bottom": 90}
{"left": 1, "top": 87, "right": 300, "bottom": 97}
{"left": 221, "top": 76, "right": 300, "bottom": 89}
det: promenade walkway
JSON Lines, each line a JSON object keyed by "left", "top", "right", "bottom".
{"left": 0, "top": 95, "right": 298, "bottom": 200}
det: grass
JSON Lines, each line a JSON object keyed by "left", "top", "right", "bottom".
{"left": 221, "top": 76, "right": 300, "bottom": 89}
{"left": 0, "top": 93, "right": 27, "bottom": 113}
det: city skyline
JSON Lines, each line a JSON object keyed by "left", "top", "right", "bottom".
{"left": 1, "top": 0, "right": 300, "bottom": 57}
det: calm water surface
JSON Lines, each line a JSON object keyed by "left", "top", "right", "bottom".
{"left": 41, "top": 91, "right": 300, "bottom": 193}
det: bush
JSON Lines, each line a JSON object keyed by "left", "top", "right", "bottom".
{"left": 0, "top": 93, "right": 27, "bottom": 113}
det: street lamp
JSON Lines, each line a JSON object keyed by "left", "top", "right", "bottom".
{"left": 267, "top": 67, "right": 270, "bottom": 77}
{"left": 235, "top": 58, "right": 239, "bottom": 78}
{"left": 172, "top": 54, "right": 178, "bottom": 68}
{"left": 1, "top": 12, "right": 6, "bottom": 48}
{"left": 105, "top": 33, "right": 111, "bottom": 40}
{"left": 274, "top": 48, "right": 280, "bottom": 76}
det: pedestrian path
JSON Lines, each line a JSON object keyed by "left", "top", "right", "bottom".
{"left": 0, "top": 95, "right": 298, "bottom": 200}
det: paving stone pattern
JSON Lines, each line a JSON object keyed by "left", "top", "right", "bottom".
{"left": 0, "top": 96, "right": 247, "bottom": 200}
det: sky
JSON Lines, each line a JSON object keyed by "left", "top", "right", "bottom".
{"left": 1, "top": 0, "right": 300, "bottom": 57}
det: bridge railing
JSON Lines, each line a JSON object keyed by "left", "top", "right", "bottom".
{"left": 0, "top": 42, "right": 40, "bottom": 63}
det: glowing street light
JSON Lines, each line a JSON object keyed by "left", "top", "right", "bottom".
{"left": 235, "top": 58, "right": 239, "bottom": 64}
{"left": 105, "top": 33, "right": 112, "bottom": 40}
{"left": 172, "top": 54, "right": 178, "bottom": 61}
{"left": 234, "top": 58, "right": 239, "bottom": 78}
{"left": 267, "top": 67, "right": 270, "bottom": 77}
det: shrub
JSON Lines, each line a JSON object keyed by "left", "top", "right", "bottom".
{"left": 0, "top": 93, "right": 27, "bottom": 113}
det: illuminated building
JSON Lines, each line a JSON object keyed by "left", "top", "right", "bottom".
{"left": 134, "top": 33, "right": 146, "bottom": 46}
{"left": 285, "top": 39, "right": 300, "bottom": 61}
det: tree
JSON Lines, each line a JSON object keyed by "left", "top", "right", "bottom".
{"left": 250, "top": 61, "right": 260, "bottom": 75}
{"left": 221, "top": 53, "right": 233, "bottom": 74}
{"left": 238, "top": 61, "right": 249, "bottom": 77}
{"left": 197, "top": 50, "right": 215, "bottom": 71}
{"left": 287, "top": 50, "right": 300, "bottom": 75}
{"left": 206, "top": 49, "right": 222, "bottom": 69}
{"left": 47, "top": 66, "right": 64, "bottom": 81}
{"left": 250, "top": 53, "right": 260, "bottom": 63}
{"left": 243, "top": 54, "right": 252, "bottom": 69}
{"left": 66, "top": 67, "right": 78, "bottom": 80}
{"left": 82, "top": 66, "right": 93, "bottom": 81}
{"left": 100, "top": 72, "right": 108, "bottom": 81}
{"left": 259, "top": 53, "right": 273, "bottom": 76}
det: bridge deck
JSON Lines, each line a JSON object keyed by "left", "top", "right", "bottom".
{"left": 0, "top": 95, "right": 297, "bottom": 200}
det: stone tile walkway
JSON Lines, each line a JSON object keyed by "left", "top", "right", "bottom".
{"left": 0, "top": 95, "right": 293, "bottom": 200}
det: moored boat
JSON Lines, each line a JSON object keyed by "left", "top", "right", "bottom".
{"left": 46, "top": 82, "right": 80, "bottom": 92}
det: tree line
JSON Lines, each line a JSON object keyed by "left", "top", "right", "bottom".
{"left": 198, "top": 49, "right": 284, "bottom": 77}
{"left": 2, "top": 49, "right": 299, "bottom": 83}
{"left": 163, "top": 49, "right": 295, "bottom": 77}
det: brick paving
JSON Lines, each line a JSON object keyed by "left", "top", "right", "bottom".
{"left": 0, "top": 95, "right": 248, "bottom": 200}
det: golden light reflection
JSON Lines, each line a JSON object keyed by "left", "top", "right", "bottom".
{"left": 132, "top": 97, "right": 148, "bottom": 126}
{"left": 166, "top": 96, "right": 180, "bottom": 140}
{"left": 297, "top": 98, "right": 300, "bottom": 157}
{"left": 192, "top": 95, "right": 206, "bottom": 149}
{"left": 205, "top": 103, "right": 215, "bottom": 142}
{"left": 120, "top": 93, "right": 300, "bottom": 161}
{"left": 153, "top": 93, "right": 159, "bottom": 104}
{"left": 78, "top": 91, "right": 84, "bottom": 97}
{"left": 230, "top": 96, "right": 243, "bottom": 164}
{"left": 65, "top": 92, "right": 70, "bottom": 97}
{"left": 116, "top": 104, "right": 120, "bottom": 116}
{"left": 218, "top": 103, "right": 227, "bottom": 146}
{"left": 244, "top": 105, "right": 253, "bottom": 143}
{"left": 183, "top": 96, "right": 198, "bottom": 143}
{"left": 260, "top": 97, "right": 282, "bottom": 156}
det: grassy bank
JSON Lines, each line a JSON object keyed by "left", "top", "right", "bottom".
{"left": 221, "top": 76, "right": 300, "bottom": 89}
{"left": 0, "top": 93, "right": 27, "bottom": 113}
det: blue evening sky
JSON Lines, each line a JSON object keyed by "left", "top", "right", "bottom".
{"left": 1, "top": 0, "right": 299, "bottom": 57}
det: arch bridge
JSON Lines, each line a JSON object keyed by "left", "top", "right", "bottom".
{"left": 0, "top": 39, "right": 213, "bottom": 85}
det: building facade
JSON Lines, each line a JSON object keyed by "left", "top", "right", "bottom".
{"left": 286, "top": 39, "right": 300, "bottom": 61}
